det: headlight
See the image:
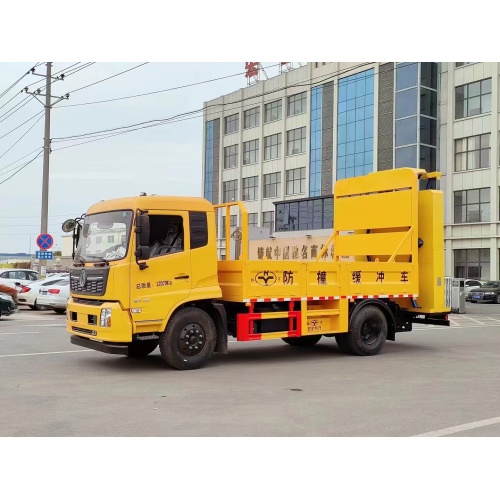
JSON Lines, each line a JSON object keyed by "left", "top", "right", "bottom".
{"left": 484, "top": 292, "right": 494, "bottom": 295}
{"left": 100, "top": 308, "right": 112, "bottom": 327}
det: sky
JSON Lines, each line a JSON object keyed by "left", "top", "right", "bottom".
{"left": 0, "top": 62, "right": 289, "bottom": 254}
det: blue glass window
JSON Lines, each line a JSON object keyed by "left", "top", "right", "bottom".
{"left": 395, "top": 88, "right": 418, "bottom": 119}
{"left": 395, "top": 145, "right": 417, "bottom": 168}
{"left": 395, "top": 117, "right": 417, "bottom": 147}
{"left": 309, "top": 85, "right": 323, "bottom": 196}
{"left": 336, "top": 69, "right": 374, "bottom": 180}
{"left": 396, "top": 62, "right": 418, "bottom": 91}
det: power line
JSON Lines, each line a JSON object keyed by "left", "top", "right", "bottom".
{"left": 61, "top": 62, "right": 95, "bottom": 77}
{"left": 56, "top": 63, "right": 282, "bottom": 108}
{"left": 0, "top": 151, "right": 43, "bottom": 186}
{"left": 0, "top": 147, "right": 43, "bottom": 174}
{"left": 51, "top": 62, "right": 375, "bottom": 145}
{"left": 0, "top": 213, "right": 79, "bottom": 219}
{"left": 0, "top": 110, "right": 44, "bottom": 142}
{"left": 0, "top": 64, "right": 87, "bottom": 122}
{"left": 0, "top": 63, "right": 38, "bottom": 100}
{"left": 66, "top": 62, "right": 148, "bottom": 94}
{"left": 0, "top": 115, "right": 43, "bottom": 161}
{"left": 0, "top": 96, "right": 35, "bottom": 124}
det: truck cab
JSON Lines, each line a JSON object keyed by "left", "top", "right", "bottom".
{"left": 65, "top": 195, "right": 224, "bottom": 360}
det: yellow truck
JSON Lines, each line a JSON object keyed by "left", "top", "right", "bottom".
{"left": 62, "top": 167, "right": 450, "bottom": 370}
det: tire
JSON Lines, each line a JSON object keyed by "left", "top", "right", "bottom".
{"left": 335, "top": 333, "right": 353, "bottom": 354}
{"left": 54, "top": 308, "right": 66, "bottom": 314}
{"left": 344, "top": 305, "right": 388, "bottom": 356}
{"left": 127, "top": 339, "right": 159, "bottom": 357}
{"left": 159, "top": 307, "right": 216, "bottom": 370}
{"left": 282, "top": 335, "right": 321, "bottom": 346}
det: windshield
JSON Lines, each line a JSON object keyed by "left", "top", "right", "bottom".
{"left": 75, "top": 210, "right": 133, "bottom": 262}
{"left": 482, "top": 281, "right": 500, "bottom": 288}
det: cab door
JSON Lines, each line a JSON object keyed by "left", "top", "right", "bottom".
{"left": 130, "top": 210, "right": 191, "bottom": 327}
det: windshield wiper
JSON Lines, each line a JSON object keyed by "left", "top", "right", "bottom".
{"left": 86, "top": 255, "right": 109, "bottom": 266}
{"left": 73, "top": 255, "right": 86, "bottom": 266}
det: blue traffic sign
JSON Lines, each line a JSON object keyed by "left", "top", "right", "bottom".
{"left": 36, "top": 233, "right": 54, "bottom": 250}
{"left": 36, "top": 251, "right": 53, "bottom": 260}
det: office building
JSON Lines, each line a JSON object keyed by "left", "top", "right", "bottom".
{"left": 202, "top": 62, "right": 500, "bottom": 280}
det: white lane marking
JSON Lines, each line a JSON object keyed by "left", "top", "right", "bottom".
{"left": 449, "top": 319, "right": 460, "bottom": 327}
{"left": 482, "top": 317, "right": 500, "bottom": 323}
{"left": 0, "top": 350, "right": 90, "bottom": 358}
{"left": 11, "top": 324, "right": 64, "bottom": 328}
{"left": 464, "top": 316, "right": 486, "bottom": 325}
{"left": 0, "top": 332, "right": 39, "bottom": 335}
{"left": 412, "top": 416, "right": 500, "bottom": 437}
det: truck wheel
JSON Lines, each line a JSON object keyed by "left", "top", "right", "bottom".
{"left": 127, "top": 339, "right": 159, "bottom": 357}
{"left": 159, "top": 307, "right": 216, "bottom": 370}
{"left": 335, "top": 333, "right": 353, "bottom": 354}
{"left": 282, "top": 335, "right": 321, "bottom": 346}
{"left": 345, "top": 305, "right": 388, "bottom": 356}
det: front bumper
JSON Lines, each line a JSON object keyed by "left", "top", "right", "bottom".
{"left": 66, "top": 298, "right": 132, "bottom": 342}
{"left": 70, "top": 335, "right": 129, "bottom": 355}
{"left": 469, "top": 293, "right": 497, "bottom": 303}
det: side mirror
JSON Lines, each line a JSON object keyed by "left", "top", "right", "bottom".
{"left": 135, "top": 245, "right": 150, "bottom": 271}
{"left": 135, "top": 214, "right": 150, "bottom": 247}
{"left": 135, "top": 246, "right": 150, "bottom": 261}
{"left": 62, "top": 219, "right": 77, "bottom": 233}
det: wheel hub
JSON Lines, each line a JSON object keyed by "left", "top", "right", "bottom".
{"left": 179, "top": 323, "right": 206, "bottom": 357}
{"left": 360, "top": 320, "right": 380, "bottom": 346}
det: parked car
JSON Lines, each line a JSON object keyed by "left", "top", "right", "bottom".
{"left": 36, "top": 279, "right": 70, "bottom": 314}
{"left": 465, "top": 279, "right": 484, "bottom": 301}
{"left": 17, "top": 274, "right": 69, "bottom": 310}
{"left": 468, "top": 281, "right": 500, "bottom": 303}
{"left": 0, "top": 290, "right": 18, "bottom": 317}
{"left": 0, "top": 283, "right": 18, "bottom": 303}
{"left": 0, "top": 269, "right": 40, "bottom": 290}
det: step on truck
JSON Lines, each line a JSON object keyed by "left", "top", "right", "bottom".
{"left": 62, "top": 167, "right": 450, "bottom": 370}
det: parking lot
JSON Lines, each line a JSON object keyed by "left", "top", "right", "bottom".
{"left": 1, "top": 302, "right": 500, "bottom": 437}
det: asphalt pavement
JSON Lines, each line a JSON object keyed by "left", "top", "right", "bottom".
{"left": 1, "top": 302, "right": 500, "bottom": 437}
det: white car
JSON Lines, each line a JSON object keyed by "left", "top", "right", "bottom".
{"left": 37, "top": 279, "right": 70, "bottom": 314}
{"left": 0, "top": 268, "right": 40, "bottom": 290}
{"left": 17, "top": 274, "right": 69, "bottom": 310}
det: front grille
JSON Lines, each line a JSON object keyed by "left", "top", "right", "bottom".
{"left": 70, "top": 267, "right": 109, "bottom": 296}
{"left": 72, "top": 326, "right": 97, "bottom": 336}
{"left": 70, "top": 276, "right": 104, "bottom": 294}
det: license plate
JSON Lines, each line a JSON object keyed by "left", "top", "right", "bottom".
{"left": 473, "top": 294, "right": 481, "bottom": 299}
{"left": 40, "top": 291, "right": 47, "bottom": 295}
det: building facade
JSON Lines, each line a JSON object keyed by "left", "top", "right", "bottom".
{"left": 202, "top": 62, "right": 500, "bottom": 280}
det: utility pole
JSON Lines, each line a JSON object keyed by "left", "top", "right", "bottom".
{"left": 24, "top": 63, "right": 69, "bottom": 276}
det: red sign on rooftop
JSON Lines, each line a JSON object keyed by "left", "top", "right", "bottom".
{"left": 245, "top": 62, "right": 260, "bottom": 78}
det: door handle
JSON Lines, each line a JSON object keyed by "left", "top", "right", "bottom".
{"left": 175, "top": 275, "right": 190, "bottom": 280}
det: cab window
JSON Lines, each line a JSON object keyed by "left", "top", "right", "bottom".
{"left": 148, "top": 215, "right": 184, "bottom": 258}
